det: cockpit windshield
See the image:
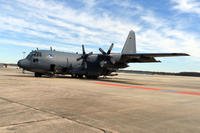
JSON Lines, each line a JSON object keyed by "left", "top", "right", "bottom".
{"left": 33, "top": 51, "right": 42, "bottom": 57}
{"left": 26, "top": 53, "right": 33, "bottom": 60}
{"left": 26, "top": 51, "right": 42, "bottom": 60}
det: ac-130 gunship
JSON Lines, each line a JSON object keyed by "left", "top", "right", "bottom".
{"left": 17, "top": 30, "right": 189, "bottom": 79}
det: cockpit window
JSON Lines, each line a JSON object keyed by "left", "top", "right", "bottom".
{"left": 26, "top": 53, "right": 33, "bottom": 60}
{"left": 26, "top": 51, "right": 42, "bottom": 60}
{"left": 33, "top": 52, "right": 42, "bottom": 57}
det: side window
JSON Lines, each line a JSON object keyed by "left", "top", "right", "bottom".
{"left": 33, "top": 58, "right": 39, "bottom": 63}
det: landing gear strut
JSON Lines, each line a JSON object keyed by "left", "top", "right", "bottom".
{"left": 77, "top": 75, "right": 83, "bottom": 78}
{"left": 71, "top": 74, "right": 77, "bottom": 78}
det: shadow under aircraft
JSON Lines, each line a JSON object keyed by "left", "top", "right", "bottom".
{"left": 18, "top": 30, "right": 189, "bottom": 79}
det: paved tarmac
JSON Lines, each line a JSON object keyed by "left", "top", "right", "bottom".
{"left": 0, "top": 68, "right": 200, "bottom": 133}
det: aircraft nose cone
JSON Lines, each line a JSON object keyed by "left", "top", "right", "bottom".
{"left": 17, "top": 59, "right": 28, "bottom": 69}
{"left": 17, "top": 60, "right": 22, "bottom": 68}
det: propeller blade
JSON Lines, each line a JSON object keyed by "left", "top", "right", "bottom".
{"left": 82, "top": 45, "right": 86, "bottom": 55}
{"left": 99, "top": 48, "right": 106, "bottom": 55}
{"left": 107, "top": 43, "right": 114, "bottom": 54}
{"left": 77, "top": 57, "right": 82, "bottom": 61}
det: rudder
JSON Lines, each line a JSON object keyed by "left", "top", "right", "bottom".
{"left": 121, "top": 30, "right": 136, "bottom": 54}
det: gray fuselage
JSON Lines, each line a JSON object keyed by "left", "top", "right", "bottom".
{"left": 17, "top": 50, "right": 123, "bottom": 77}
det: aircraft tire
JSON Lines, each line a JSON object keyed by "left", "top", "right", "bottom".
{"left": 34, "top": 72, "right": 42, "bottom": 77}
{"left": 78, "top": 75, "right": 83, "bottom": 78}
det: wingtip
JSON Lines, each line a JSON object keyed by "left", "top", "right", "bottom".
{"left": 182, "top": 53, "right": 190, "bottom": 56}
{"left": 174, "top": 53, "right": 190, "bottom": 56}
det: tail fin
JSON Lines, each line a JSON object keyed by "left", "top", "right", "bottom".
{"left": 121, "top": 30, "right": 136, "bottom": 54}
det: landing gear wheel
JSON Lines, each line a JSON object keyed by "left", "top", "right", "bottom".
{"left": 34, "top": 72, "right": 42, "bottom": 77}
{"left": 78, "top": 75, "right": 83, "bottom": 78}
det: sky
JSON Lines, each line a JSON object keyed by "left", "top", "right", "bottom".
{"left": 0, "top": 0, "right": 200, "bottom": 72}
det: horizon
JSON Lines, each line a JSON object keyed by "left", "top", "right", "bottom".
{"left": 0, "top": 0, "right": 200, "bottom": 72}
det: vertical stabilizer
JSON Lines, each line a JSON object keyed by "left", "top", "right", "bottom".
{"left": 121, "top": 30, "right": 136, "bottom": 54}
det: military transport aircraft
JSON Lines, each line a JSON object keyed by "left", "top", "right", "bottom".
{"left": 17, "top": 30, "right": 189, "bottom": 79}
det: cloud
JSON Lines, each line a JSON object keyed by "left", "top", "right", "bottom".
{"left": 82, "top": 0, "right": 97, "bottom": 8}
{"left": 0, "top": 39, "right": 84, "bottom": 53}
{"left": 171, "top": 0, "right": 200, "bottom": 14}
{"left": 0, "top": 0, "right": 141, "bottom": 50}
{"left": 0, "top": 0, "right": 199, "bottom": 59}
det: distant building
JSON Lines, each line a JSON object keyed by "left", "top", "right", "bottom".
{"left": 0, "top": 63, "right": 17, "bottom": 68}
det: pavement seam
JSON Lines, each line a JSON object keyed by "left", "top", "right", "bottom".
{"left": 0, "top": 97, "right": 109, "bottom": 133}
{"left": 0, "top": 117, "right": 60, "bottom": 128}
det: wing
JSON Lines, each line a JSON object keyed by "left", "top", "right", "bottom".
{"left": 120, "top": 53, "right": 189, "bottom": 63}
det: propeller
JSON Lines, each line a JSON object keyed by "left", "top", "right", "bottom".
{"left": 77, "top": 45, "right": 93, "bottom": 69}
{"left": 99, "top": 43, "right": 114, "bottom": 56}
{"left": 99, "top": 43, "right": 115, "bottom": 67}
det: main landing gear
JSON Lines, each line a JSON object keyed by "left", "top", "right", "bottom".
{"left": 71, "top": 74, "right": 98, "bottom": 79}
